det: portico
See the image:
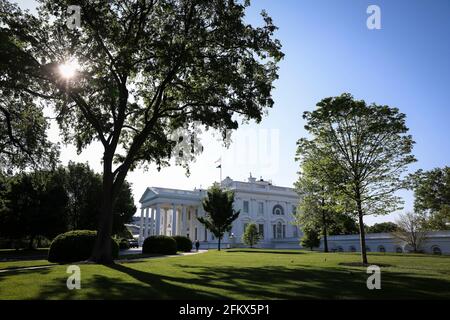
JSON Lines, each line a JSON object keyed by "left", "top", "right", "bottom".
{"left": 138, "top": 187, "right": 209, "bottom": 245}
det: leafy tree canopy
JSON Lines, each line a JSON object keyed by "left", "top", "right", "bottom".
{"left": 366, "top": 222, "right": 399, "bottom": 234}
{"left": 0, "top": 0, "right": 283, "bottom": 262}
{"left": 409, "top": 167, "right": 450, "bottom": 214}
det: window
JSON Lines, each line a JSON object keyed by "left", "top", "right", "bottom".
{"left": 272, "top": 204, "right": 284, "bottom": 215}
{"left": 337, "top": 246, "right": 344, "bottom": 252}
{"left": 258, "top": 202, "right": 264, "bottom": 215}
{"left": 188, "top": 212, "right": 191, "bottom": 220}
{"left": 432, "top": 246, "right": 442, "bottom": 255}
{"left": 366, "top": 246, "right": 371, "bottom": 252}
{"left": 292, "top": 205, "right": 297, "bottom": 214}
{"left": 258, "top": 224, "right": 264, "bottom": 238}
{"left": 194, "top": 227, "right": 197, "bottom": 240}
{"left": 204, "top": 229, "right": 207, "bottom": 241}
{"left": 292, "top": 225, "right": 299, "bottom": 238}
{"left": 243, "top": 201, "right": 249, "bottom": 213}
{"left": 378, "top": 245, "right": 386, "bottom": 253}
{"left": 349, "top": 246, "right": 356, "bottom": 252}
{"left": 243, "top": 223, "right": 248, "bottom": 234}
{"left": 273, "top": 222, "right": 284, "bottom": 239}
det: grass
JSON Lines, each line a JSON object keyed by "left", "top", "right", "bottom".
{"left": 0, "top": 249, "right": 449, "bottom": 299}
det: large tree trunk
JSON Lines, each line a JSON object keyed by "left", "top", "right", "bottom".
{"left": 356, "top": 198, "right": 368, "bottom": 265}
{"left": 89, "top": 157, "right": 115, "bottom": 264}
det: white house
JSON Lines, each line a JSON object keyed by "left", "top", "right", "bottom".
{"left": 138, "top": 175, "right": 301, "bottom": 249}
{"left": 138, "top": 175, "right": 450, "bottom": 254}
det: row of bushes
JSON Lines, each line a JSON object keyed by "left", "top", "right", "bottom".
{"left": 143, "top": 235, "right": 193, "bottom": 255}
{"left": 47, "top": 231, "right": 193, "bottom": 263}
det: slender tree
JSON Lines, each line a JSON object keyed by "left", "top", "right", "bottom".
{"left": 297, "top": 93, "right": 416, "bottom": 264}
{"left": 393, "top": 212, "right": 427, "bottom": 253}
{"left": 0, "top": 0, "right": 283, "bottom": 262}
{"left": 242, "top": 223, "right": 261, "bottom": 248}
{"left": 198, "top": 184, "right": 240, "bottom": 251}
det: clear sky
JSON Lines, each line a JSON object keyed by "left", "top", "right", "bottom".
{"left": 13, "top": 0, "right": 450, "bottom": 225}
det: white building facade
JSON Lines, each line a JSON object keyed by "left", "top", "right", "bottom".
{"left": 322, "top": 231, "right": 450, "bottom": 255}
{"left": 138, "top": 175, "right": 450, "bottom": 255}
{"left": 138, "top": 175, "right": 301, "bottom": 249}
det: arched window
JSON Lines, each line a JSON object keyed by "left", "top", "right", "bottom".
{"left": 432, "top": 246, "right": 442, "bottom": 255}
{"left": 378, "top": 245, "right": 386, "bottom": 253}
{"left": 272, "top": 204, "right": 284, "bottom": 215}
{"left": 349, "top": 246, "right": 356, "bottom": 252}
{"left": 396, "top": 247, "right": 403, "bottom": 253}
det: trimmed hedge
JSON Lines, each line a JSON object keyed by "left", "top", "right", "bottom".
{"left": 48, "top": 230, "right": 119, "bottom": 263}
{"left": 142, "top": 235, "right": 177, "bottom": 255}
{"left": 173, "top": 236, "right": 193, "bottom": 252}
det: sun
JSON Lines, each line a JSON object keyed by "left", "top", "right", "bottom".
{"left": 58, "top": 59, "right": 80, "bottom": 79}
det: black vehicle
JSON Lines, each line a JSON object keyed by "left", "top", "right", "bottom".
{"left": 128, "top": 239, "right": 139, "bottom": 248}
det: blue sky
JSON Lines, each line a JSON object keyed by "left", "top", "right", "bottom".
{"left": 240, "top": 0, "right": 450, "bottom": 223}
{"left": 13, "top": 0, "right": 450, "bottom": 224}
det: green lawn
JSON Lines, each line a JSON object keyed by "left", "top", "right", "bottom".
{"left": 1, "top": 249, "right": 449, "bottom": 299}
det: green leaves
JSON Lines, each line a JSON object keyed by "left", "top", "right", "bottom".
{"left": 408, "top": 167, "right": 450, "bottom": 230}
{"left": 0, "top": 0, "right": 283, "bottom": 185}
{"left": 297, "top": 93, "right": 416, "bottom": 217}
{"left": 199, "top": 183, "right": 240, "bottom": 240}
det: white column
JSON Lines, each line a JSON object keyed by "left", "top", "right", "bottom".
{"left": 144, "top": 207, "right": 149, "bottom": 238}
{"left": 264, "top": 200, "right": 270, "bottom": 241}
{"left": 155, "top": 204, "right": 161, "bottom": 235}
{"left": 139, "top": 207, "right": 144, "bottom": 245}
{"left": 181, "top": 206, "right": 187, "bottom": 236}
{"left": 172, "top": 204, "right": 177, "bottom": 236}
{"left": 150, "top": 207, "right": 155, "bottom": 236}
{"left": 163, "top": 208, "right": 168, "bottom": 235}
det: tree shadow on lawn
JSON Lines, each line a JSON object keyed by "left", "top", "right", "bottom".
{"left": 31, "top": 263, "right": 230, "bottom": 300}
{"left": 171, "top": 264, "right": 450, "bottom": 299}
{"left": 5, "top": 262, "right": 449, "bottom": 300}
{"left": 67, "top": 263, "right": 450, "bottom": 299}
